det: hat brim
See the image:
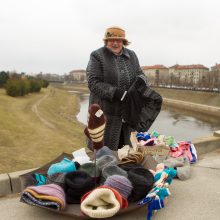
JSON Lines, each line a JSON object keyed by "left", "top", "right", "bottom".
{"left": 103, "top": 37, "right": 129, "bottom": 44}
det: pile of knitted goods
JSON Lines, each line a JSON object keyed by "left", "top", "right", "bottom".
{"left": 136, "top": 130, "right": 198, "bottom": 180}
{"left": 20, "top": 146, "right": 157, "bottom": 218}
{"left": 20, "top": 104, "right": 158, "bottom": 219}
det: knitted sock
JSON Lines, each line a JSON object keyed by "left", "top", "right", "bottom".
{"left": 147, "top": 198, "right": 164, "bottom": 220}
{"left": 176, "top": 157, "right": 191, "bottom": 180}
{"left": 84, "top": 104, "right": 106, "bottom": 150}
{"left": 33, "top": 173, "right": 47, "bottom": 186}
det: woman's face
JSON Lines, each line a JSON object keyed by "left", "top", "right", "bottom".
{"left": 106, "top": 39, "right": 123, "bottom": 54}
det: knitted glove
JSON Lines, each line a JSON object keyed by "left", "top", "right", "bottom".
{"left": 114, "top": 88, "right": 127, "bottom": 101}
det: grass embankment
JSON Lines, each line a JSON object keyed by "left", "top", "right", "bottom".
{"left": 1, "top": 83, "right": 219, "bottom": 173}
{"left": 0, "top": 87, "right": 85, "bottom": 173}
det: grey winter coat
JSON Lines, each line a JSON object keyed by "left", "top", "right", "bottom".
{"left": 86, "top": 46, "right": 146, "bottom": 150}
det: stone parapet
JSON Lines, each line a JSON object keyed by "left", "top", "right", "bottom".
{"left": 163, "top": 98, "right": 220, "bottom": 117}
{"left": 0, "top": 131, "right": 220, "bottom": 196}
{"left": 0, "top": 173, "right": 11, "bottom": 196}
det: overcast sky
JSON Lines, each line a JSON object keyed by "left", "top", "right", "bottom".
{"left": 0, "top": 0, "right": 220, "bottom": 74}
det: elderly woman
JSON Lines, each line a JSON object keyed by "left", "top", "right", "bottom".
{"left": 86, "top": 26, "right": 147, "bottom": 151}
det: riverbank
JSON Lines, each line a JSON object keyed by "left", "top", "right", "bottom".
{"left": 56, "top": 83, "right": 220, "bottom": 107}
{"left": 0, "top": 87, "right": 85, "bottom": 173}
{"left": 1, "top": 83, "right": 220, "bottom": 173}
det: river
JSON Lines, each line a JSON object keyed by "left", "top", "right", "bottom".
{"left": 75, "top": 93, "right": 220, "bottom": 141}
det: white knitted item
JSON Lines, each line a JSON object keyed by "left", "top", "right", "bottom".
{"left": 80, "top": 188, "right": 120, "bottom": 218}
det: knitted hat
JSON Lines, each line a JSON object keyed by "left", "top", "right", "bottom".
{"left": 119, "top": 163, "right": 143, "bottom": 172}
{"left": 84, "top": 104, "right": 106, "bottom": 150}
{"left": 101, "top": 165, "right": 127, "bottom": 184}
{"left": 81, "top": 186, "right": 128, "bottom": 218}
{"left": 103, "top": 26, "right": 129, "bottom": 45}
{"left": 22, "top": 184, "right": 66, "bottom": 210}
{"left": 117, "top": 145, "right": 135, "bottom": 160}
{"left": 127, "top": 167, "right": 154, "bottom": 202}
{"left": 78, "top": 162, "right": 101, "bottom": 184}
{"left": 47, "top": 158, "right": 78, "bottom": 176}
{"left": 118, "top": 151, "right": 144, "bottom": 165}
{"left": 96, "top": 146, "right": 113, "bottom": 159}
{"left": 96, "top": 155, "right": 118, "bottom": 170}
{"left": 46, "top": 172, "right": 66, "bottom": 188}
{"left": 64, "top": 171, "right": 95, "bottom": 204}
{"left": 104, "top": 175, "right": 133, "bottom": 199}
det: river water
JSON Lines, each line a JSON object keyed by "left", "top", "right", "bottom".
{"left": 75, "top": 93, "right": 220, "bottom": 141}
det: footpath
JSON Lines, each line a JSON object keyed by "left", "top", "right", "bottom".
{"left": 0, "top": 131, "right": 220, "bottom": 220}
{"left": 0, "top": 148, "right": 220, "bottom": 220}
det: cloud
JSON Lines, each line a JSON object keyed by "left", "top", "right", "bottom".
{"left": 0, "top": 0, "right": 220, "bottom": 73}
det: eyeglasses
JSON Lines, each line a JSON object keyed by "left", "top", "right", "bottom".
{"left": 108, "top": 39, "right": 123, "bottom": 44}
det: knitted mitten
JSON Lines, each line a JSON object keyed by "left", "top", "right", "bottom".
{"left": 176, "top": 157, "right": 191, "bottom": 180}
{"left": 84, "top": 104, "right": 106, "bottom": 150}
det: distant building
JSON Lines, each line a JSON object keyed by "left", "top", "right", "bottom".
{"left": 41, "top": 73, "right": 63, "bottom": 82}
{"left": 211, "top": 63, "right": 220, "bottom": 71}
{"left": 68, "top": 69, "right": 86, "bottom": 82}
{"left": 141, "top": 65, "right": 169, "bottom": 85}
{"left": 210, "top": 64, "right": 220, "bottom": 90}
{"left": 169, "top": 64, "right": 209, "bottom": 86}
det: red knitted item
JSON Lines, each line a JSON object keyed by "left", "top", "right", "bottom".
{"left": 81, "top": 185, "right": 128, "bottom": 209}
{"left": 84, "top": 104, "right": 106, "bottom": 150}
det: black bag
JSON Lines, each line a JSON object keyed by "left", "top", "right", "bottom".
{"left": 122, "top": 76, "right": 163, "bottom": 132}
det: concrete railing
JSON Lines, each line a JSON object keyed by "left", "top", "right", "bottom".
{"left": 0, "top": 131, "right": 220, "bottom": 197}
{"left": 163, "top": 98, "right": 220, "bottom": 117}
{"left": 0, "top": 168, "right": 36, "bottom": 197}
